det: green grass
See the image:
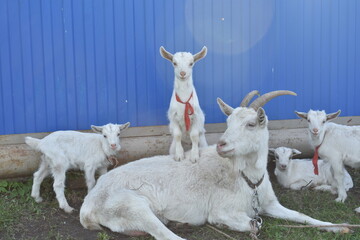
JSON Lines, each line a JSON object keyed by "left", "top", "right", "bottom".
{"left": 0, "top": 179, "right": 43, "bottom": 239}
{"left": 0, "top": 169, "right": 359, "bottom": 240}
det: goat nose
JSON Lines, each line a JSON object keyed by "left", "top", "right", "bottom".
{"left": 217, "top": 140, "right": 227, "bottom": 148}
{"left": 281, "top": 164, "right": 287, "bottom": 169}
{"left": 111, "top": 144, "right": 116, "bottom": 148}
{"left": 313, "top": 128, "right": 318, "bottom": 133}
{"left": 180, "top": 71, "right": 186, "bottom": 77}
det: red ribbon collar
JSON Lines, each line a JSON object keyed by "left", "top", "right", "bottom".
{"left": 312, "top": 145, "right": 320, "bottom": 175}
{"left": 175, "top": 92, "right": 194, "bottom": 131}
{"left": 312, "top": 132, "right": 326, "bottom": 175}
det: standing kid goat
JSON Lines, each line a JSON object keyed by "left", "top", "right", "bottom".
{"left": 160, "top": 46, "right": 208, "bottom": 162}
{"left": 80, "top": 91, "right": 348, "bottom": 240}
{"left": 269, "top": 147, "right": 353, "bottom": 192}
{"left": 295, "top": 109, "right": 360, "bottom": 213}
{"left": 25, "top": 122, "right": 130, "bottom": 213}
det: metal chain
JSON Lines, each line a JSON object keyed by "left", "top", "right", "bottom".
{"left": 300, "top": 180, "right": 313, "bottom": 190}
{"left": 250, "top": 187, "right": 263, "bottom": 239}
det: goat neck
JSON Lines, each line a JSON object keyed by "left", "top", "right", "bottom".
{"left": 239, "top": 147, "right": 268, "bottom": 182}
{"left": 308, "top": 124, "right": 327, "bottom": 148}
{"left": 174, "top": 76, "right": 194, "bottom": 99}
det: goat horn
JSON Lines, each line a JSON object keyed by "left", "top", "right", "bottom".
{"left": 240, "top": 90, "right": 260, "bottom": 107}
{"left": 249, "top": 90, "right": 297, "bottom": 110}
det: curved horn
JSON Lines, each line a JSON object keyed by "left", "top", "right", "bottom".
{"left": 240, "top": 90, "right": 260, "bottom": 107}
{"left": 249, "top": 90, "right": 297, "bottom": 110}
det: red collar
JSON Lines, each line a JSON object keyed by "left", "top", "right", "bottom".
{"left": 312, "top": 131, "right": 326, "bottom": 175}
{"left": 175, "top": 92, "right": 194, "bottom": 131}
{"left": 312, "top": 145, "right": 320, "bottom": 175}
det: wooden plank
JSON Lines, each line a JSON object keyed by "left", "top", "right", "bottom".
{"left": 1, "top": 117, "right": 360, "bottom": 179}
{"left": 2, "top": 116, "right": 360, "bottom": 145}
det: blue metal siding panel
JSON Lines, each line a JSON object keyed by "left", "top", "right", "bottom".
{"left": 2, "top": 1, "right": 15, "bottom": 134}
{"left": 346, "top": 0, "right": 356, "bottom": 115}
{"left": 41, "top": 0, "right": 57, "bottom": 132}
{"left": 63, "top": 0, "right": 77, "bottom": 130}
{"left": 124, "top": 0, "right": 138, "bottom": 126}
{"left": 8, "top": 1, "right": 26, "bottom": 133}
{"left": 1, "top": 0, "right": 360, "bottom": 134}
{"left": 72, "top": 0, "right": 88, "bottom": 129}
{"left": 82, "top": 0, "right": 97, "bottom": 127}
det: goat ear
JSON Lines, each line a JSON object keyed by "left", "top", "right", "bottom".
{"left": 91, "top": 125, "right": 103, "bottom": 134}
{"left": 295, "top": 111, "right": 308, "bottom": 120}
{"left": 120, "top": 122, "right": 130, "bottom": 131}
{"left": 268, "top": 148, "right": 276, "bottom": 156}
{"left": 292, "top": 149, "right": 301, "bottom": 156}
{"left": 257, "top": 107, "right": 267, "bottom": 127}
{"left": 326, "top": 110, "right": 341, "bottom": 121}
{"left": 217, "top": 98, "right": 234, "bottom": 116}
{"left": 193, "top": 46, "right": 207, "bottom": 63}
{"left": 159, "top": 46, "right": 173, "bottom": 62}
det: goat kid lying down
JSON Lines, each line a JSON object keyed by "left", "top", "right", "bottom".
{"left": 269, "top": 147, "right": 353, "bottom": 193}
{"left": 80, "top": 91, "right": 348, "bottom": 240}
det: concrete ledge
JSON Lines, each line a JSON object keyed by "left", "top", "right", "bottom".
{"left": 1, "top": 116, "right": 360, "bottom": 179}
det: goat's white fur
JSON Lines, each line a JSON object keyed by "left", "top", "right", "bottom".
{"left": 270, "top": 147, "right": 353, "bottom": 193}
{"left": 79, "top": 95, "right": 347, "bottom": 240}
{"left": 160, "top": 46, "right": 208, "bottom": 163}
{"left": 296, "top": 109, "right": 360, "bottom": 213}
{"left": 25, "top": 122, "right": 130, "bottom": 213}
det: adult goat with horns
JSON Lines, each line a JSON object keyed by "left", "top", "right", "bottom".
{"left": 80, "top": 90, "right": 348, "bottom": 240}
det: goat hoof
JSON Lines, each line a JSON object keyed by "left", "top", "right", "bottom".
{"left": 189, "top": 155, "right": 199, "bottom": 163}
{"left": 355, "top": 207, "right": 360, "bottom": 213}
{"left": 62, "top": 206, "right": 75, "bottom": 213}
{"left": 335, "top": 197, "right": 346, "bottom": 203}
{"left": 174, "top": 154, "right": 184, "bottom": 161}
{"left": 33, "top": 196, "right": 43, "bottom": 203}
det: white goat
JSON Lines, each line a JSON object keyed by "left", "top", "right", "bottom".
{"left": 269, "top": 147, "right": 353, "bottom": 193}
{"left": 25, "top": 122, "right": 130, "bottom": 213}
{"left": 79, "top": 91, "right": 348, "bottom": 240}
{"left": 296, "top": 109, "right": 360, "bottom": 212}
{"left": 160, "top": 46, "right": 208, "bottom": 163}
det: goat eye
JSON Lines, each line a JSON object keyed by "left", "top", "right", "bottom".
{"left": 189, "top": 62, "right": 193, "bottom": 66}
{"left": 117, "top": 133, "right": 120, "bottom": 137}
{"left": 322, "top": 120, "right": 326, "bottom": 124}
{"left": 103, "top": 135, "right": 107, "bottom": 138}
{"left": 247, "top": 122, "right": 256, "bottom": 128}
{"left": 173, "top": 62, "right": 177, "bottom": 66}
{"left": 307, "top": 119, "right": 310, "bottom": 122}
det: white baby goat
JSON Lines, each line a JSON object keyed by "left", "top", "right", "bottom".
{"left": 79, "top": 91, "right": 348, "bottom": 240}
{"left": 269, "top": 147, "right": 353, "bottom": 192}
{"left": 296, "top": 109, "right": 360, "bottom": 212}
{"left": 160, "top": 46, "right": 208, "bottom": 163}
{"left": 25, "top": 122, "right": 130, "bottom": 213}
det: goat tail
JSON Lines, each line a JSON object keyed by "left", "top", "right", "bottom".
{"left": 25, "top": 137, "right": 41, "bottom": 150}
{"left": 80, "top": 209, "right": 102, "bottom": 230}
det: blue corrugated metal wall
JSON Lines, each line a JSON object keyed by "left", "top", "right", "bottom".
{"left": 1, "top": 0, "right": 359, "bottom": 135}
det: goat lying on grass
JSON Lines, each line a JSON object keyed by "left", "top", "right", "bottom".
{"left": 160, "top": 46, "right": 208, "bottom": 163}
{"left": 296, "top": 109, "right": 360, "bottom": 213}
{"left": 269, "top": 147, "right": 353, "bottom": 192}
{"left": 80, "top": 91, "right": 348, "bottom": 240}
{"left": 25, "top": 122, "right": 130, "bottom": 213}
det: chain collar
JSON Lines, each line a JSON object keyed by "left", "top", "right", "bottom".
{"left": 241, "top": 171, "right": 264, "bottom": 238}
{"left": 240, "top": 171, "right": 264, "bottom": 189}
